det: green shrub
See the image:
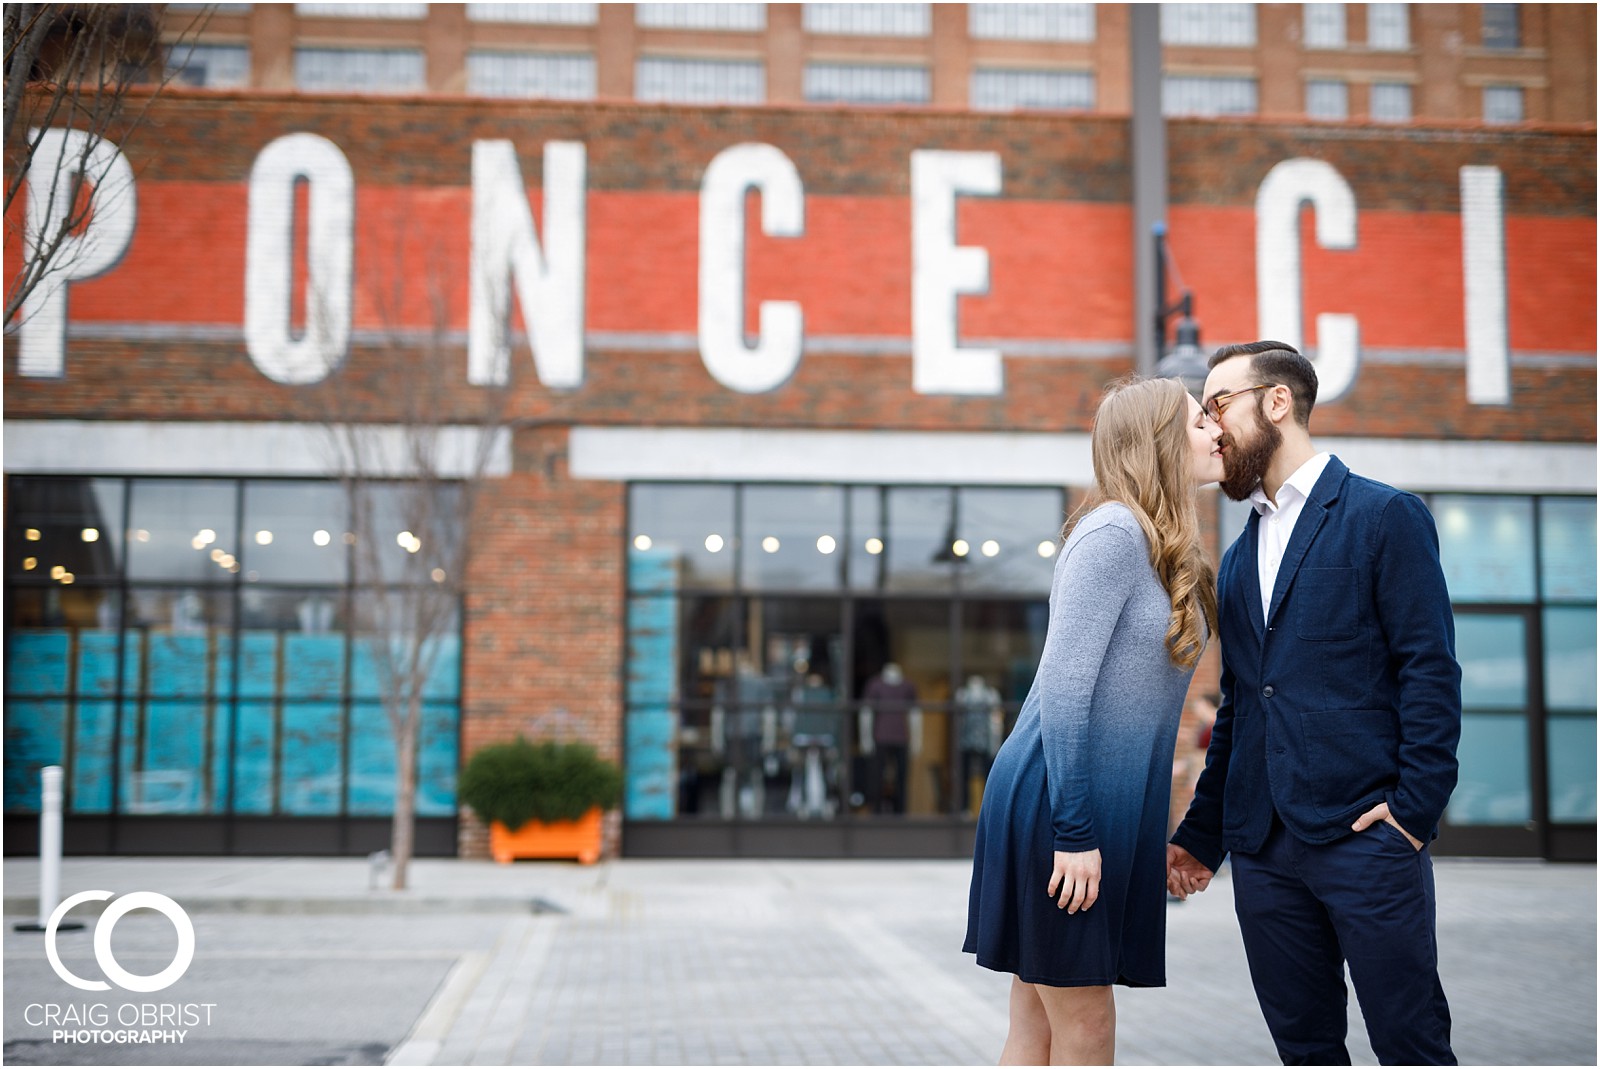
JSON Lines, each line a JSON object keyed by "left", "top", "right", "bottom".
{"left": 459, "top": 738, "right": 623, "bottom": 831}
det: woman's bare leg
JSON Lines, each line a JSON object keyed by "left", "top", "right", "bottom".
{"left": 1000, "top": 977, "right": 1052, "bottom": 1065}
{"left": 1034, "top": 983, "right": 1115, "bottom": 1065}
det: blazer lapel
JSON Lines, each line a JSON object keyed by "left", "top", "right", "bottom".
{"left": 1239, "top": 509, "right": 1266, "bottom": 640}
{"left": 1265, "top": 458, "right": 1348, "bottom": 628}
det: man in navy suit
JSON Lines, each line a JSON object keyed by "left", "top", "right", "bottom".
{"left": 1168, "top": 341, "right": 1462, "bottom": 1065}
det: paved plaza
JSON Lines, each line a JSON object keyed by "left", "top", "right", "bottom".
{"left": 3, "top": 855, "right": 1594, "bottom": 1066}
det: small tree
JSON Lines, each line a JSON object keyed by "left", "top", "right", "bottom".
{"left": 4, "top": 4, "right": 209, "bottom": 327}
{"left": 314, "top": 233, "right": 509, "bottom": 891}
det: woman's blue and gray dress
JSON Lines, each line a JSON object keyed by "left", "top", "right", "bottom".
{"left": 964, "top": 502, "right": 1201, "bottom": 988}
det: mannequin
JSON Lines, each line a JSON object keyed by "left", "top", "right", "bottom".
{"left": 861, "top": 662, "right": 918, "bottom": 814}
{"left": 955, "top": 674, "right": 1003, "bottom": 815}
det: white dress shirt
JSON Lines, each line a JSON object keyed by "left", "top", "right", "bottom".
{"left": 1250, "top": 452, "right": 1333, "bottom": 621}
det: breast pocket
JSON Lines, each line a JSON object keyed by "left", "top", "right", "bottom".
{"left": 1295, "top": 567, "right": 1360, "bottom": 642}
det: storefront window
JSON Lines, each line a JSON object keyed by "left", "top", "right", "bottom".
{"left": 1544, "top": 606, "right": 1597, "bottom": 823}
{"left": 7, "top": 477, "right": 124, "bottom": 583}
{"left": 630, "top": 484, "right": 735, "bottom": 589}
{"left": 623, "top": 481, "right": 1063, "bottom": 825}
{"left": 3, "top": 476, "right": 462, "bottom": 825}
{"left": 1539, "top": 497, "right": 1597, "bottom": 601}
{"left": 1434, "top": 495, "right": 1536, "bottom": 602}
{"left": 1449, "top": 612, "right": 1531, "bottom": 826}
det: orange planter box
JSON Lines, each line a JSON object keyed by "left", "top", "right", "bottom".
{"left": 489, "top": 807, "right": 603, "bottom": 865}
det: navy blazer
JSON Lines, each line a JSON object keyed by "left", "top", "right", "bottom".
{"left": 1171, "top": 456, "right": 1463, "bottom": 873}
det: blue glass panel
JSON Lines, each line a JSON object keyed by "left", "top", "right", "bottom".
{"left": 1454, "top": 614, "right": 1526, "bottom": 710}
{"left": 1447, "top": 712, "right": 1531, "bottom": 825}
{"left": 232, "top": 701, "right": 277, "bottom": 814}
{"left": 77, "top": 631, "right": 123, "bottom": 697}
{"left": 421, "top": 635, "right": 460, "bottom": 701}
{"left": 351, "top": 637, "right": 383, "bottom": 700}
{"left": 348, "top": 704, "right": 397, "bottom": 815}
{"left": 4, "top": 700, "right": 66, "bottom": 812}
{"left": 284, "top": 633, "right": 346, "bottom": 699}
{"left": 7, "top": 631, "right": 69, "bottom": 695}
{"left": 70, "top": 700, "right": 115, "bottom": 813}
{"left": 416, "top": 703, "right": 459, "bottom": 817}
{"left": 130, "top": 702, "right": 210, "bottom": 813}
{"left": 1433, "top": 495, "right": 1535, "bottom": 603}
{"left": 627, "top": 596, "right": 678, "bottom": 704}
{"left": 629, "top": 548, "right": 681, "bottom": 595}
{"left": 625, "top": 706, "right": 677, "bottom": 819}
{"left": 1539, "top": 497, "right": 1597, "bottom": 601}
{"left": 1544, "top": 607, "right": 1597, "bottom": 712}
{"left": 209, "top": 702, "right": 234, "bottom": 813}
{"left": 1548, "top": 715, "right": 1596, "bottom": 823}
{"left": 146, "top": 634, "right": 216, "bottom": 697}
{"left": 238, "top": 633, "right": 279, "bottom": 699}
{"left": 280, "top": 702, "right": 343, "bottom": 814}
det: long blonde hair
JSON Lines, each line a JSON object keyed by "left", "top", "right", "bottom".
{"left": 1065, "top": 376, "right": 1218, "bottom": 669}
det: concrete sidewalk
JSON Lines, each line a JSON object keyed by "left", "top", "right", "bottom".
{"left": 3, "top": 856, "right": 1595, "bottom": 1065}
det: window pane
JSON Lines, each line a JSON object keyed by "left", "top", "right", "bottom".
{"left": 884, "top": 488, "right": 956, "bottom": 593}
{"left": 242, "top": 481, "right": 349, "bottom": 584}
{"left": 127, "top": 588, "right": 235, "bottom": 698}
{"left": 467, "top": 51, "right": 596, "bottom": 99}
{"left": 1481, "top": 3, "right": 1520, "bottom": 49}
{"left": 684, "top": 596, "right": 743, "bottom": 705}
{"left": 1543, "top": 607, "right": 1596, "bottom": 713}
{"left": 958, "top": 488, "right": 1064, "bottom": 594}
{"left": 125, "top": 702, "right": 215, "bottom": 813}
{"left": 237, "top": 587, "right": 347, "bottom": 699}
{"left": 1434, "top": 495, "right": 1535, "bottom": 602}
{"left": 9, "top": 477, "right": 125, "bottom": 582}
{"left": 804, "top": 63, "right": 930, "bottom": 105}
{"left": 71, "top": 701, "right": 116, "bottom": 814}
{"left": 847, "top": 486, "right": 886, "bottom": 591}
{"left": 1306, "top": 80, "right": 1349, "bottom": 120}
{"left": 1483, "top": 85, "right": 1524, "bottom": 124}
{"left": 350, "top": 482, "right": 464, "bottom": 587}
{"left": 1548, "top": 715, "right": 1596, "bottom": 823}
{"left": 3, "top": 700, "right": 66, "bottom": 813}
{"left": 279, "top": 702, "right": 344, "bottom": 814}
{"left": 755, "top": 597, "right": 842, "bottom": 697}
{"left": 636, "top": 57, "right": 764, "bottom": 104}
{"left": 630, "top": 485, "right": 736, "bottom": 590}
{"left": 167, "top": 43, "right": 251, "bottom": 87}
{"left": 1448, "top": 712, "right": 1531, "bottom": 825}
{"left": 348, "top": 704, "right": 397, "bottom": 815}
{"left": 971, "top": 69, "right": 1095, "bottom": 112}
{"left": 741, "top": 486, "right": 844, "bottom": 591}
{"left": 467, "top": 3, "right": 597, "bottom": 24}
{"left": 1370, "top": 82, "right": 1413, "bottom": 121}
{"left": 127, "top": 479, "right": 238, "bottom": 582}
{"left": 959, "top": 599, "right": 1049, "bottom": 709}
{"left": 7, "top": 588, "right": 121, "bottom": 696}
{"left": 1455, "top": 613, "right": 1527, "bottom": 709}
{"left": 803, "top": 3, "right": 930, "bottom": 36}
{"left": 1539, "top": 498, "right": 1596, "bottom": 600}
{"left": 969, "top": 4, "right": 1094, "bottom": 42}
{"left": 295, "top": 48, "right": 425, "bottom": 93}
{"left": 350, "top": 595, "right": 460, "bottom": 702}
{"left": 416, "top": 703, "right": 459, "bottom": 817}
{"left": 627, "top": 596, "right": 679, "bottom": 706}
{"left": 1367, "top": 3, "right": 1410, "bottom": 49}
{"left": 232, "top": 700, "right": 276, "bottom": 814}
{"left": 636, "top": 4, "right": 765, "bottom": 30}
{"left": 1303, "top": 3, "right": 1346, "bottom": 48}
{"left": 1160, "top": 3, "right": 1256, "bottom": 46}
{"left": 296, "top": 3, "right": 425, "bottom": 16}
{"left": 1162, "top": 75, "right": 1258, "bottom": 117}
{"left": 851, "top": 599, "right": 950, "bottom": 710}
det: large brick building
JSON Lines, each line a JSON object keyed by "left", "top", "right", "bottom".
{"left": 5, "top": 4, "right": 1595, "bottom": 862}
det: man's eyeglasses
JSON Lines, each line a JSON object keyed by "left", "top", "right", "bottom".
{"left": 1203, "top": 383, "right": 1275, "bottom": 423}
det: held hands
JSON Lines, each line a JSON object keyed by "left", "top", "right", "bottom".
{"left": 1352, "top": 801, "right": 1424, "bottom": 851}
{"left": 1166, "top": 843, "right": 1214, "bottom": 900}
{"left": 1048, "top": 849, "right": 1101, "bottom": 913}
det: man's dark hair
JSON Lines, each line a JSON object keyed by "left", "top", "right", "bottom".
{"left": 1207, "top": 340, "right": 1318, "bottom": 427}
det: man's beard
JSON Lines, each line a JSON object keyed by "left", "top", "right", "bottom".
{"left": 1218, "top": 401, "right": 1283, "bottom": 501}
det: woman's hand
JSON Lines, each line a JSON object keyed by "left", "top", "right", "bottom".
{"left": 1048, "top": 849, "right": 1102, "bottom": 913}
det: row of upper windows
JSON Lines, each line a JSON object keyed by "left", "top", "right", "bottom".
{"left": 170, "top": 45, "right": 1527, "bottom": 123}
{"left": 184, "top": 4, "right": 1529, "bottom": 52}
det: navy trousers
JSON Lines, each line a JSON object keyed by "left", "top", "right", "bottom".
{"left": 1229, "top": 817, "right": 1455, "bottom": 1066}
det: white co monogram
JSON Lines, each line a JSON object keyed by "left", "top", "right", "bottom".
{"left": 45, "top": 891, "right": 196, "bottom": 993}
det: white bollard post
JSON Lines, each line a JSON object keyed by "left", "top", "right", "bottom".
{"left": 38, "top": 765, "right": 64, "bottom": 929}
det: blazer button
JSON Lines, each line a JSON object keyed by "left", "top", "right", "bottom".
{"left": 1262, "top": 685, "right": 1275, "bottom": 698}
